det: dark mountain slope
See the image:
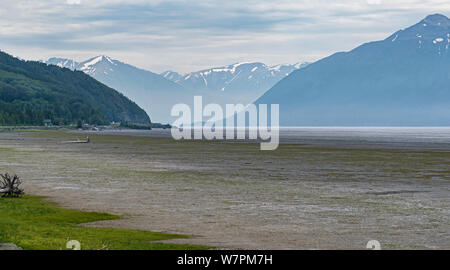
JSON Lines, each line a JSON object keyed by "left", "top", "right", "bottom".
{"left": 0, "top": 51, "right": 150, "bottom": 125}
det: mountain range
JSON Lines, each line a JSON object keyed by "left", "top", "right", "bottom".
{"left": 47, "top": 56, "right": 188, "bottom": 123}
{"left": 255, "top": 14, "right": 450, "bottom": 126}
{"left": 46, "top": 57, "right": 308, "bottom": 123}
{"left": 44, "top": 13, "right": 450, "bottom": 126}
{"left": 161, "top": 62, "right": 308, "bottom": 105}
{"left": 0, "top": 51, "right": 150, "bottom": 126}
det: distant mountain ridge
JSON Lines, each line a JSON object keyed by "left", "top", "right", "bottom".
{"left": 0, "top": 51, "right": 150, "bottom": 126}
{"left": 47, "top": 57, "right": 308, "bottom": 123}
{"left": 161, "top": 62, "right": 308, "bottom": 104}
{"left": 47, "top": 56, "right": 189, "bottom": 123}
{"left": 255, "top": 14, "right": 450, "bottom": 126}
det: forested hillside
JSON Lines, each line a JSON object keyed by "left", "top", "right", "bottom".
{"left": 0, "top": 51, "right": 150, "bottom": 125}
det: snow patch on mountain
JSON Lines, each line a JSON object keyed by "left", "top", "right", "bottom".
{"left": 162, "top": 61, "right": 309, "bottom": 95}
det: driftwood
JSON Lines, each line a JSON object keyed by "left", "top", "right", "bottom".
{"left": 0, "top": 173, "right": 24, "bottom": 197}
{"left": 62, "top": 136, "right": 90, "bottom": 144}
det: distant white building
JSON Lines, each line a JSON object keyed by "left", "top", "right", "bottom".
{"left": 43, "top": 119, "right": 52, "bottom": 127}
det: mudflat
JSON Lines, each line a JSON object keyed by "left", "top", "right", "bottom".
{"left": 0, "top": 130, "right": 448, "bottom": 249}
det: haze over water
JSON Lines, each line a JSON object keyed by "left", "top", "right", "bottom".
{"left": 81, "top": 127, "right": 450, "bottom": 150}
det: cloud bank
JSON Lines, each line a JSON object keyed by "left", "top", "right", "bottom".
{"left": 0, "top": 0, "right": 449, "bottom": 72}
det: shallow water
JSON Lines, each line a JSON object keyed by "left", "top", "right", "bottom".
{"left": 80, "top": 127, "right": 450, "bottom": 149}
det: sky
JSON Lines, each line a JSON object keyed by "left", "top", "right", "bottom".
{"left": 0, "top": 0, "right": 449, "bottom": 73}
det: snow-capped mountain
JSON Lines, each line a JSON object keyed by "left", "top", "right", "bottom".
{"left": 255, "top": 14, "right": 450, "bottom": 126}
{"left": 47, "top": 56, "right": 192, "bottom": 123}
{"left": 47, "top": 56, "right": 308, "bottom": 123}
{"left": 161, "top": 62, "right": 308, "bottom": 104}
{"left": 46, "top": 57, "right": 81, "bottom": 70}
{"left": 387, "top": 13, "right": 449, "bottom": 54}
{"left": 47, "top": 55, "right": 123, "bottom": 76}
{"left": 160, "top": 70, "right": 183, "bottom": 82}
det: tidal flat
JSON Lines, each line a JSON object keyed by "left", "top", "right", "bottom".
{"left": 0, "top": 130, "right": 449, "bottom": 249}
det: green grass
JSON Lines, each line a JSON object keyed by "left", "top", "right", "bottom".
{"left": 0, "top": 195, "right": 209, "bottom": 250}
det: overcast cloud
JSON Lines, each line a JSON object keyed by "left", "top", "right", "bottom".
{"left": 0, "top": 0, "right": 449, "bottom": 73}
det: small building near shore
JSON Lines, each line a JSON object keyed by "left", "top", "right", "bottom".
{"left": 43, "top": 119, "right": 53, "bottom": 127}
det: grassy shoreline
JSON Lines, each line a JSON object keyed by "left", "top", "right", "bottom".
{"left": 0, "top": 195, "right": 209, "bottom": 250}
